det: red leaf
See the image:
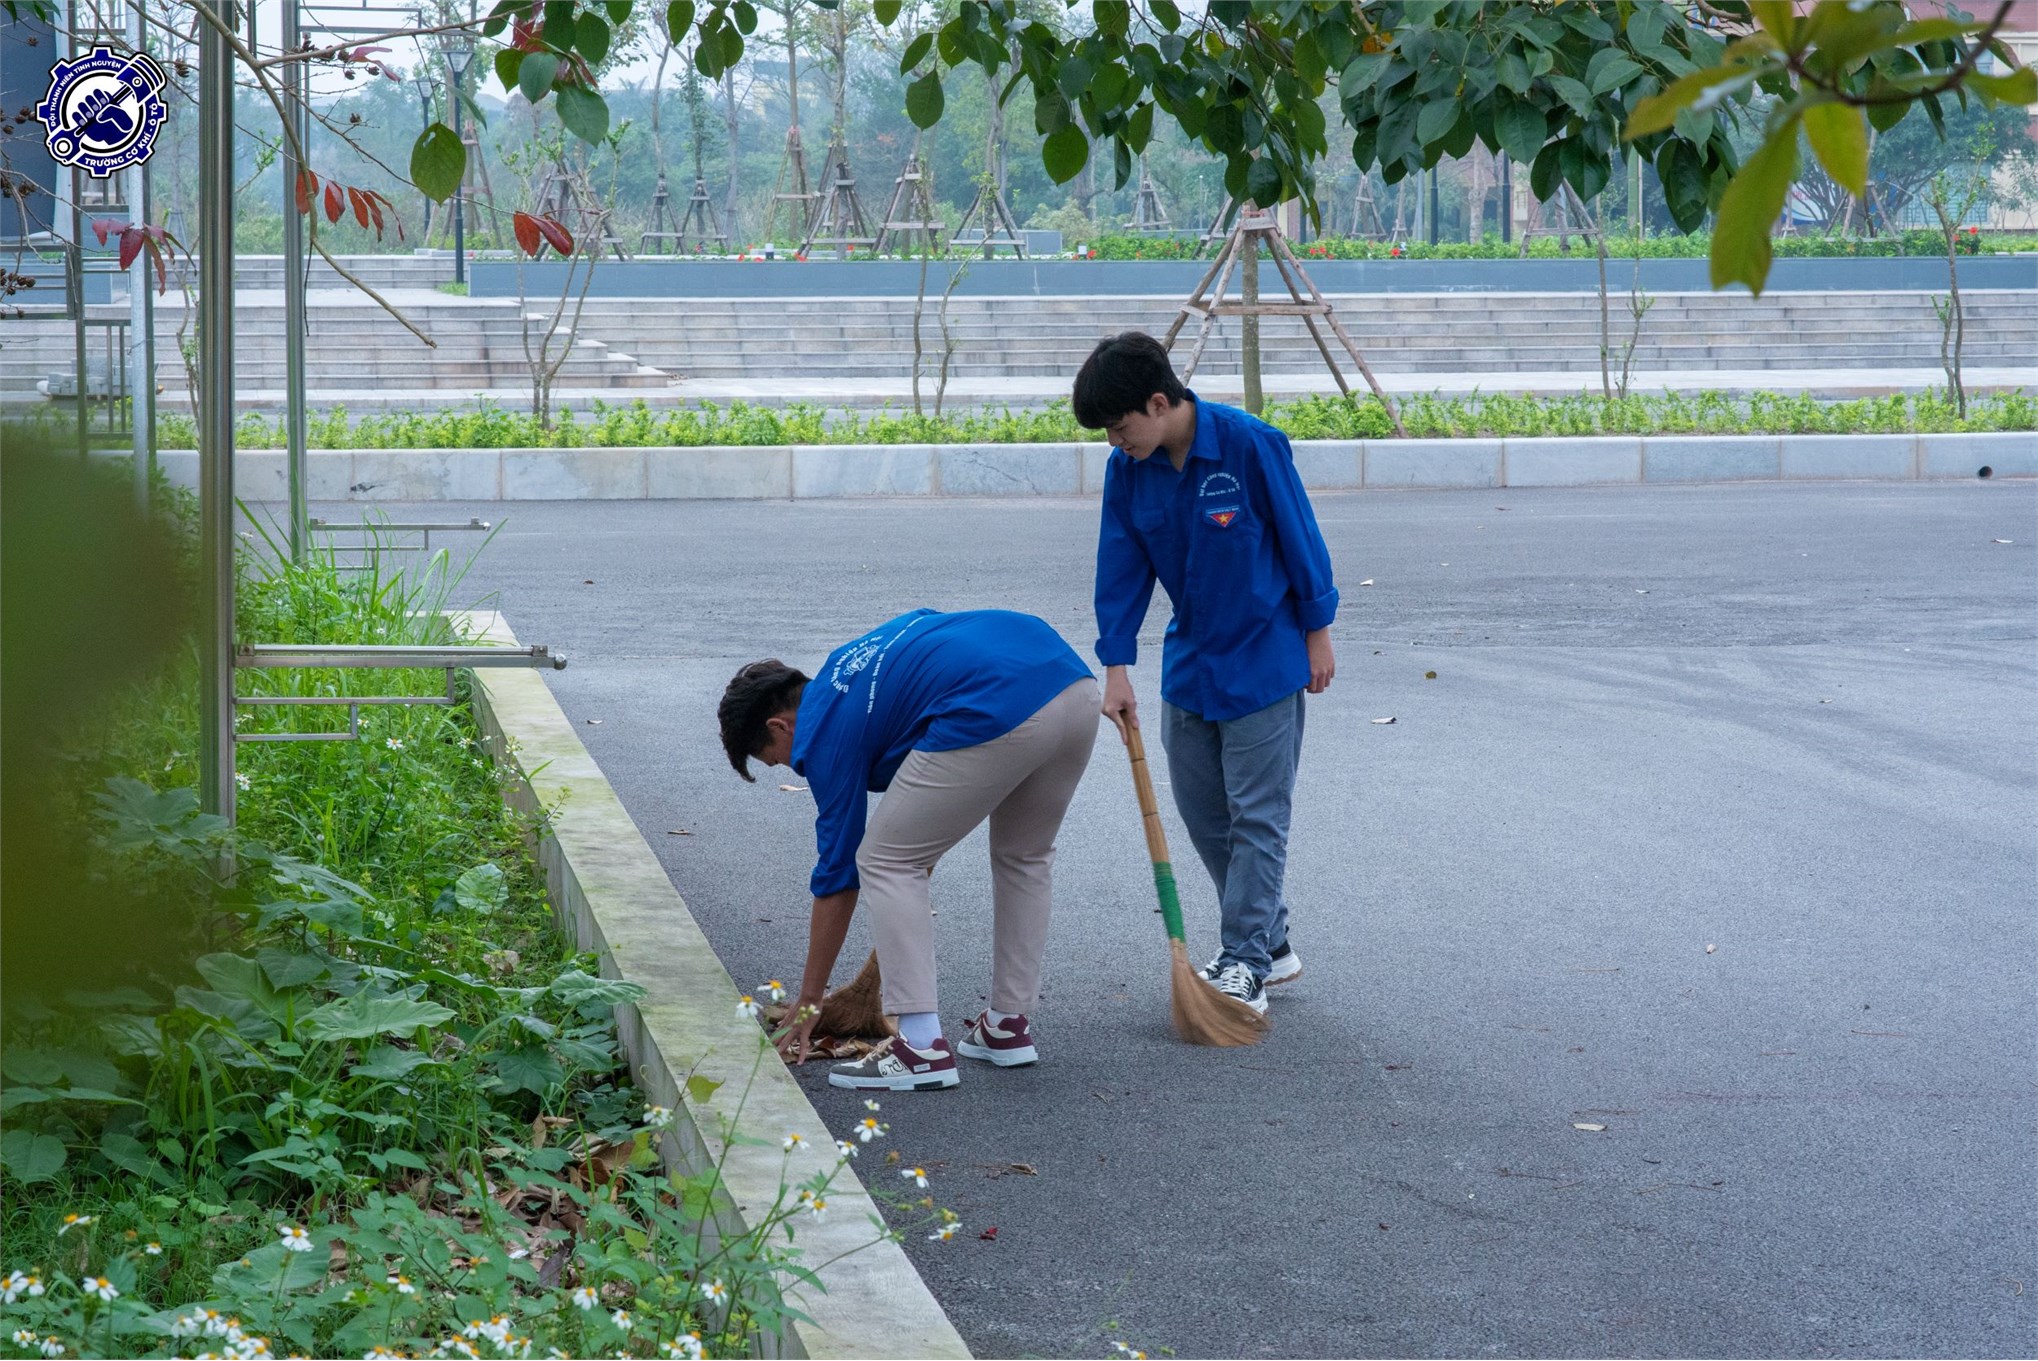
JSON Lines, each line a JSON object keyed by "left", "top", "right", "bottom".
{"left": 364, "top": 191, "right": 386, "bottom": 235}
{"left": 90, "top": 217, "right": 115, "bottom": 247}
{"left": 533, "top": 214, "right": 574, "bottom": 257}
{"left": 116, "top": 225, "right": 144, "bottom": 272}
{"left": 295, "top": 169, "right": 317, "bottom": 216}
{"left": 346, "top": 44, "right": 391, "bottom": 62}
{"left": 347, "top": 186, "right": 370, "bottom": 229}
{"left": 323, "top": 180, "right": 344, "bottom": 223}
{"left": 978, "top": 1226, "right": 998, "bottom": 1241}
{"left": 150, "top": 238, "right": 166, "bottom": 295}
{"left": 512, "top": 210, "right": 542, "bottom": 258}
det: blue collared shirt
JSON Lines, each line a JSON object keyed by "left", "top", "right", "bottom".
{"left": 1094, "top": 394, "right": 1339, "bottom": 721}
{"left": 791, "top": 609, "right": 1092, "bottom": 897}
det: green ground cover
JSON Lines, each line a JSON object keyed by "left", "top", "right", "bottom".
{"left": 145, "top": 389, "right": 2036, "bottom": 452}
{"left": 1083, "top": 229, "right": 2038, "bottom": 261}
{"left": 0, "top": 456, "right": 936, "bottom": 1359}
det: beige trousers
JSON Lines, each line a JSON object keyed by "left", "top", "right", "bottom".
{"left": 857, "top": 678, "right": 1100, "bottom": 1016}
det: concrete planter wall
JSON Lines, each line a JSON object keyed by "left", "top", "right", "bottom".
{"left": 471, "top": 254, "right": 2038, "bottom": 300}
{"left": 157, "top": 431, "right": 2035, "bottom": 501}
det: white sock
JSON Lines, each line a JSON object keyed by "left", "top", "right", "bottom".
{"left": 987, "top": 1008, "right": 1021, "bottom": 1026}
{"left": 898, "top": 1011, "right": 943, "bottom": 1048}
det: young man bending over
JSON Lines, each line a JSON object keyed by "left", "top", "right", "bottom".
{"left": 719, "top": 609, "right": 1098, "bottom": 1091}
{"left": 1075, "top": 331, "right": 1339, "bottom": 1015}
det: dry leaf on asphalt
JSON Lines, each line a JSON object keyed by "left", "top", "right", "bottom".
{"left": 667, "top": 828, "right": 693, "bottom": 836}
{"left": 1424, "top": 671, "right": 1437, "bottom": 680}
{"left": 1370, "top": 716, "right": 1397, "bottom": 725}
{"left": 1572, "top": 1122, "right": 1607, "bottom": 1132}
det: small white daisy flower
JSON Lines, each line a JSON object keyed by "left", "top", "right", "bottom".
{"left": 862, "top": 1098, "right": 881, "bottom": 1112}
{"left": 235, "top": 771, "right": 252, "bottom": 792}
{"left": 642, "top": 1105, "right": 673, "bottom": 1130}
{"left": 901, "top": 1166, "right": 928, "bottom": 1188}
{"left": 56, "top": 1214, "right": 93, "bottom": 1236}
{"left": 834, "top": 1138, "right": 857, "bottom": 1161}
{"left": 571, "top": 1285, "right": 599, "bottom": 1310}
{"left": 38, "top": 1338, "right": 63, "bottom": 1359}
{"left": 2, "top": 1271, "right": 30, "bottom": 1304}
{"left": 609, "top": 1309, "right": 631, "bottom": 1332}
{"left": 386, "top": 1273, "right": 414, "bottom": 1294}
{"left": 277, "top": 1224, "right": 312, "bottom": 1253}
{"left": 144, "top": 1241, "right": 163, "bottom": 1255}
{"left": 385, "top": 737, "right": 405, "bottom": 751}
{"left": 763, "top": 979, "right": 786, "bottom": 1001}
{"left": 81, "top": 1274, "right": 117, "bottom": 1301}
{"left": 736, "top": 995, "right": 761, "bottom": 1018}
{"left": 781, "top": 1132, "right": 805, "bottom": 1151}
{"left": 700, "top": 1277, "right": 727, "bottom": 1304}
{"left": 928, "top": 1222, "right": 959, "bottom": 1240}
{"left": 855, "top": 1116, "right": 887, "bottom": 1142}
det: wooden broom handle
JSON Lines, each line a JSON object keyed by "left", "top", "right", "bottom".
{"left": 1116, "top": 718, "right": 1172, "bottom": 867}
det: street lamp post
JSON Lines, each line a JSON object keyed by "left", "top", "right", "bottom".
{"left": 436, "top": 32, "right": 475, "bottom": 285}
{"left": 412, "top": 71, "right": 436, "bottom": 245}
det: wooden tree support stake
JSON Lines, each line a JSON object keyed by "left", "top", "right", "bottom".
{"left": 1165, "top": 203, "right": 1407, "bottom": 438}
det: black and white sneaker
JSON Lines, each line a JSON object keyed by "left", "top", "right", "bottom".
{"left": 1208, "top": 962, "right": 1268, "bottom": 1015}
{"left": 1203, "top": 942, "right": 1302, "bottom": 987}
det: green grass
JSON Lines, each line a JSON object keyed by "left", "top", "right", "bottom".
{"left": 139, "top": 388, "right": 2037, "bottom": 453}
{"left": 0, "top": 505, "right": 937, "bottom": 1359}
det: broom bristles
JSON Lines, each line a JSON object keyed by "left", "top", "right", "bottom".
{"left": 1168, "top": 938, "right": 1269, "bottom": 1047}
{"left": 814, "top": 950, "right": 892, "bottom": 1038}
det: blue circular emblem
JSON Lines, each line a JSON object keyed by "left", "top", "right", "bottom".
{"left": 37, "top": 44, "right": 168, "bottom": 178}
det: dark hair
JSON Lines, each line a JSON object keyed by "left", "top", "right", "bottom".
{"left": 718, "top": 660, "right": 809, "bottom": 781}
{"left": 1072, "top": 331, "right": 1187, "bottom": 430}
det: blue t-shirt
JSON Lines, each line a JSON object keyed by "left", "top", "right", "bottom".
{"left": 1094, "top": 394, "right": 1340, "bottom": 721}
{"left": 791, "top": 609, "right": 1092, "bottom": 897}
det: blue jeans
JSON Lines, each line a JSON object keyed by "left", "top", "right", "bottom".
{"left": 1159, "top": 690, "right": 1305, "bottom": 980}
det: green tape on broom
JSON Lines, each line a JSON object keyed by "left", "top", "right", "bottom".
{"left": 1151, "top": 862, "right": 1186, "bottom": 943}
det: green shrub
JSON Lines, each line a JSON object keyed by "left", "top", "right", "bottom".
{"left": 1, "top": 518, "right": 949, "bottom": 1360}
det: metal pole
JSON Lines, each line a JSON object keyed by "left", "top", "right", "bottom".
{"left": 128, "top": 0, "right": 156, "bottom": 510}
{"left": 1427, "top": 166, "right": 1440, "bottom": 246}
{"left": 282, "top": 0, "right": 308, "bottom": 559}
{"left": 451, "top": 59, "right": 466, "bottom": 286}
{"left": 198, "top": 0, "right": 236, "bottom": 824}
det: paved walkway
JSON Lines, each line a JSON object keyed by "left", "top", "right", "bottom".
{"left": 191, "top": 365, "right": 2037, "bottom": 414}
{"left": 318, "top": 483, "right": 2035, "bottom": 1359}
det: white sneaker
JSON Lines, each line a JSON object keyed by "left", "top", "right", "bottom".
{"left": 1201, "top": 943, "right": 1302, "bottom": 987}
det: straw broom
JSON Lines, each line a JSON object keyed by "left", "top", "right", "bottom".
{"left": 1115, "top": 717, "right": 1269, "bottom": 1047}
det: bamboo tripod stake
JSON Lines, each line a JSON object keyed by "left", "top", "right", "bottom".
{"left": 1162, "top": 205, "right": 1409, "bottom": 438}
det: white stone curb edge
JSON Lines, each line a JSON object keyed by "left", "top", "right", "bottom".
{"left": 158, "top": 431, "right": 2035, "bottom": 501}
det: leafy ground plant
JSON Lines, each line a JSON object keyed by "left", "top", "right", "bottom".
{"left": 0, "top": 518, "right": 951, "bottom": 1360}
{"left": 139, "top": 388, "right": 2035, "bottom": 454}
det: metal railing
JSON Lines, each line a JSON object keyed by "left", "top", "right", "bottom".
{"left": 233, "top": 641, "right": 566, "bottom": 744}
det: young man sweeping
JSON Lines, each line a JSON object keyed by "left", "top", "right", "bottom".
{"left": 1075, "top": 331, "right": 1338, "bottom": 1016}
{"left": 719, "top": 608, "right": 1098, "bottom": 1091}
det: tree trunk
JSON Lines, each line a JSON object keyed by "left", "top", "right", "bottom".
{"left": 1241, "top": 226, "right": 1262, "bottom": 416}
{"left": 722, "top": 69, "right": 741, "bottom": 240}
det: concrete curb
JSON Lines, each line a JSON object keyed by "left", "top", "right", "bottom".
{"left": 461, "top": 611, "right": 971, "bottom": 1361}
{"left": 161, "top": 431, "right": 2035, "bottom": 500}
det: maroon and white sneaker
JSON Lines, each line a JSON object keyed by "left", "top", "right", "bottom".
{"left": 828, "top": 1035, "right": 960, "bottom": 1091}
{"left": 956, "top": 1011, "right": 1039, "bottom": 1067}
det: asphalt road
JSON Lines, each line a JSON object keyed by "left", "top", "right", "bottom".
{"left": 321, "top": 482, "right": 2036, "bottom": 1359}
